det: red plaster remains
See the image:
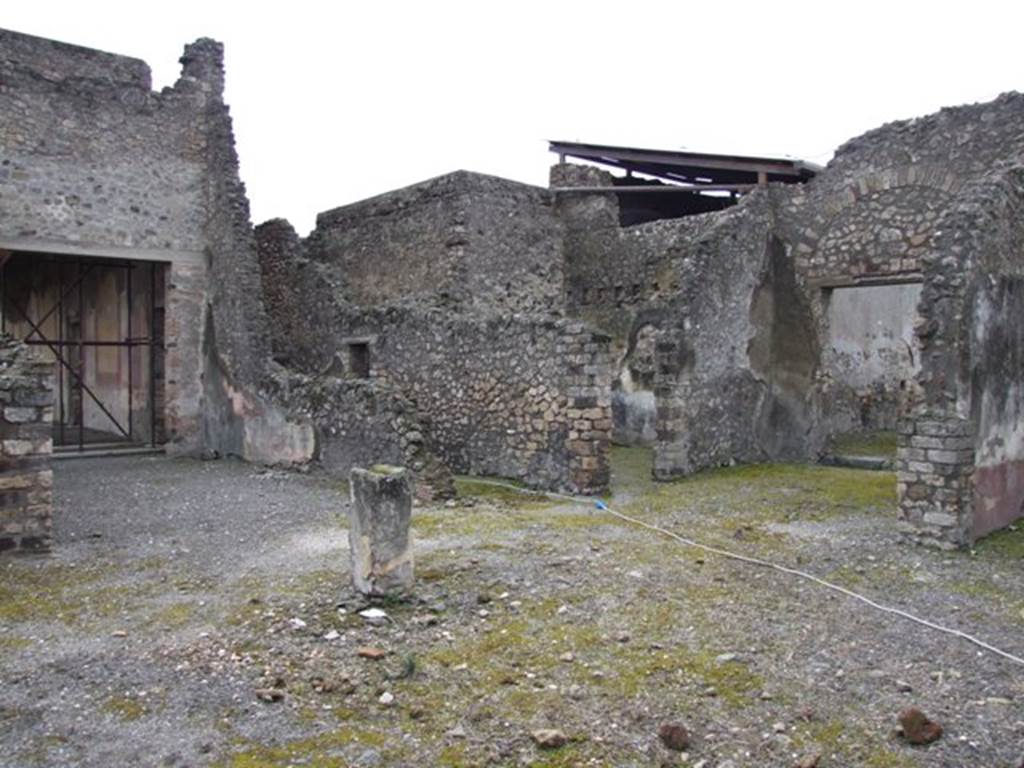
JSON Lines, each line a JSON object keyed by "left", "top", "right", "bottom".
{"left": 973, "top": 460, "right": 1024, "bottom": 539}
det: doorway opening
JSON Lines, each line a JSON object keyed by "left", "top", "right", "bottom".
{"left": 822, "top": 281, "right": 922, "bottom": 465}
{"left": 0, "top": 253, "right": 167, "bottom": 452}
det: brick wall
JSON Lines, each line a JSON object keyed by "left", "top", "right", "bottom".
{"left": 0, "top": 337, "right": 55, "bottom": 554}
{"left": 896, "top": 414, "right": 974, "bottom": 548}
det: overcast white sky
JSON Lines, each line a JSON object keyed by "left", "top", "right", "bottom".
{"left": 5, "top": 1, "right": 1022, "bottom": 234}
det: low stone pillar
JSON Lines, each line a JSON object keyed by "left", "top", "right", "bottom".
{"left": 896, "top": 412, "right": 975, "bottom": 548}
{"left": 348, "top": 465, "right": 414, "bottom": 596}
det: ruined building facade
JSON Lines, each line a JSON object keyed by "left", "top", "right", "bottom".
{"left": 2, "top": 27, "right": 1022, "bottom": 552}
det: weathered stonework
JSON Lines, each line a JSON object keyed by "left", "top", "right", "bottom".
{"left": 896, "top": 413, "right": 975, "bottom": 548}
{"left": 348, "top": 466, "right": 414, "bottom": 597}
{"left": 8, "top": 26, "right": 1024, "bottom": 550}
{"left": 256, "top": 175, "right": 612, "bottom": 495}
{"left": 307, "top": 172, "right": 565, "bottom": 315}
{"left": 554, "top": 93, "right": 1024, "bottom": 546}
{"left": 0, "top": 29, "right": 310, "bottom": 461}
{"left": 897, "top": 163, "right": 1024, "bottom": 546}
{"left": 267, "top": 371, "right": 454, "bottom": 500}
{"left": 0, "top": 337, "right": 54, "bottom": 554}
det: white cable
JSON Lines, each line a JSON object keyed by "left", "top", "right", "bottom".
{"left": 464, "top": 477, "right": 1024, "bottom": 668}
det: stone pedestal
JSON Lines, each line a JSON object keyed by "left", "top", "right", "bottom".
{"left": 348, "top": 465, "right": 414, "bottom": 596}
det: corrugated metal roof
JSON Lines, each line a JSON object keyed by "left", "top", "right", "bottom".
{"left": 549, "top": 140, "right": 821, "bottom": 186}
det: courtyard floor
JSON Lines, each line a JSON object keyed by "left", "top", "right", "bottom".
{"left": 1, "top": 449, "right": 1022, "bottom": 767}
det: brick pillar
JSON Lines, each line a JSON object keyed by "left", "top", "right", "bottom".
{"left": 564, "top": 324, "right": 612, "bottom": 495}
{"left": 651, "top": 333, "right": 687, "bottom": 480}
{"left": 897, "top": 411, "right": 975, "bottom": 548}
{"left": 0, "top": 338, "right": 55, "bottom": 555}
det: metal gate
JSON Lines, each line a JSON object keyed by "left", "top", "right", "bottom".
{"left": 0, "top": 253, "right": 165, "bottom": 451}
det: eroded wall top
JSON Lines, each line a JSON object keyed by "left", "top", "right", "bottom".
{"left": 0, "top": 28, "right": 222, "bottom": 255}
{"left": 308, "top": 170, "right": 565, "bottom": 314}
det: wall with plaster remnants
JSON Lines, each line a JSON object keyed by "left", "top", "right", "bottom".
{"left": 898, "top": 164, "right": 1024, "bottom": 546}
{"left": 553, "top": 93, "right": 1024, "bottom": 546}
{"left": 0, "top": 28, "right": 310, "bottom": 470}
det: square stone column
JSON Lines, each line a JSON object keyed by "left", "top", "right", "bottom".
{"left": 348, "top": 465, "right": 414, "bottom": 596}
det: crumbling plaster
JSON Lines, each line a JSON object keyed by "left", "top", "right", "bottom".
{"left": 553, "top": 92, "right": 1024, "bottom": 546}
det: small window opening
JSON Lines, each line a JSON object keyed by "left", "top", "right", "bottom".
{"left": 349, "top": 342, "right": 370, "bottom": 379}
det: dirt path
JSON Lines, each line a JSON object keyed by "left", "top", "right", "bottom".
{"left": 1, "top": 450, "right": 1022, "bottom": 767}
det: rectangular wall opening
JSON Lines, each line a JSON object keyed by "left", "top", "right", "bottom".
{"left": 348, "top": 342, "right": 371, "bottom": 379}
{"left": 0, "top": 252, "right": 167, "bottom": 451}
{"left": 823, "top": 281, "right": 922, "bottom": 456}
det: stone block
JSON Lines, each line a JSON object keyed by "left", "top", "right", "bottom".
{"left": 905, "top": 460, "right": 934, "bottom": 474}
{"left": 926, "top": 449, "right": 973, "bottom": 465}
{"left": 3, "top": 407, "right": 37, "bottom": 424}
{"left": 348, "top": 465, "right": 414, "bottom": 597}
{"left": 923, "top": 512, "right": 958, "bottom": 528}
{"left": 2, "top": 439, "right": 35, "bottom": 457}
{"left": 0, "top": 474, "right": 33, "bottom": 491}
{"left": 916, "top": 419, "right": 971, "bottom": 438}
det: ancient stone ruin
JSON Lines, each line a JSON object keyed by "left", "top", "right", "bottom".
{"left": 0, "top": 335, "right": 55, "bottom": 553}
{"left": 1, "top": 26, "right": 1022, "bottom": 551}
{"left": 348, "top": 465, "right": 415, "bottom": 597}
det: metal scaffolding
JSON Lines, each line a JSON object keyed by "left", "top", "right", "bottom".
{"left": 0, "top": 253, "right": 163, "bottom": 451}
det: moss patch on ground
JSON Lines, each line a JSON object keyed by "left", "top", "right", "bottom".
{"left": 971, "top": 524, "right": 1024, "bottom": 561}
{"left": 102, "top": 695, "right": 147, "bottom": 721}
{"left": 218, "top": 726, "right": 390, "bottom": 768}
{"left": 791, "top": 717, "right": 920, "bottom": 767}
{"left": 454, "top": 476, "right": 555, "bottom": 509}
{"left": 626, "top": 463, "right": 896, "bottom": 526}
{"left": 0, "top": 555, "right": 176, "bottom": 634}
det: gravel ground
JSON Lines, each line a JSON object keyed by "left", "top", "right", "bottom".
{"left": 1, "top": 450, "right": 1023, "bottom": 767}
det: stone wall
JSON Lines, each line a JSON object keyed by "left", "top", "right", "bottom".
{"left": 553, "top": 163, "right": 717, "bottom": 449}
{"left": 651, "top": 192, "right": 825, "bottom": 477}
{"left": 553, "top": 93, "right": 1024, "bottom": 491}
{"left": 256, "top": 212, "right": 612, "bottom": 495}
{"left": 0, "top": 28, "right": 305, "bottom": 465}
{"left": 186, "top": 38, "right": 273, "bottom": 392}
{"left": 0, "top": 336, "right": 54, "bottom": 554}
{"left": 254, "top": 219, "right": 309, "bottom": 366}
{"left": 308, "top": 171, "right": 565, "bottom": 315}
{"left": 313, "top": 307, "right": 611, "bottom": 494}
{"left": 265, "top": 371, "right": 454, "bottom": 500}
{"left": 782, "top": 93, "right": 1024, "bottom": 286}
{"left": 0, "top": 29, "right": 205, "bottom": 254}
{"left": 898, "top": 164, "right": 1024, "bottom": 546}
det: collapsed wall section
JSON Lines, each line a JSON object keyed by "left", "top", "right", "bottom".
{"left": 265, "top": 372, "right": 454, "bottom": 500}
